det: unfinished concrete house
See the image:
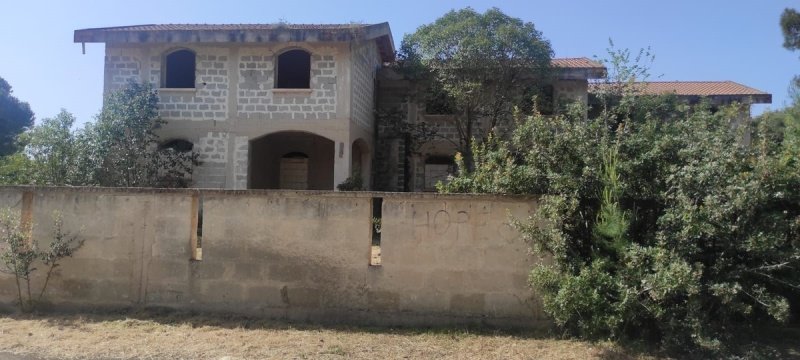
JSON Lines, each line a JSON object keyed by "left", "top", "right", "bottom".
{"left": 74, "top": 23, "right": 772, "bottom": 192}
{"left": 74, "top": 23, "right": 394, "bottom": 190}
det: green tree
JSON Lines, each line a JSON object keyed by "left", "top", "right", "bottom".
{"left": 74, "top": 81, "right": 197, "bottom": 187}
{"left": 0, "top": 77, "right": 35, "bottom": 156}
{"left": 781, "top": 8, "right": 800, "bottom": 90}
{"left": 400, "top": 7, "right": 553, "bottom": 170}
{"left": 22, "top": 110, "right": 82, "bottom": 185}
{"left": 441, "top": 53, "right": 800, "bottom": 354}
{"left": 781, "top": 8, "right": 800, "bottom": 51}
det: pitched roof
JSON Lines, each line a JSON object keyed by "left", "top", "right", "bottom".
{"left": 590, "top": 81, "right": 772, "bottom": 104}
{"left": 634, "top": 81, "right": 769, "bottom": 97}
{"left": 74, "top": 22, "right": 395, "bottom": 62}
{"left": 551, "top": 57, "right": 606, "bottom": 80}
{"left": 552, "top": 57, "right": 605, "bottom": 69}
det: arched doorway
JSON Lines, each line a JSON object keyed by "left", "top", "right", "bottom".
{"left": 249, "top": 131, "right": 335, "bottom": 190}
{"left": 351, "top": 138, "right": 371, "bottom": 189}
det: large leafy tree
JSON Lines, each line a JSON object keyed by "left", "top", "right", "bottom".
{"left": 399, "top": 7, "right": 553, "bottom": 170}
{"left": 1, "top": 82, "right": 196, "bottom": 187}
{"left": 782, "top": 8, "right": 800, "bottom": 51}
{"left": 85, "top": 81, "right": 196, "bottom": 187}
{"left": 0, "top": 77, "right": 35, "bottom": 156}
{"left": 781, "top": 8, "right": 800, "bottom": 91}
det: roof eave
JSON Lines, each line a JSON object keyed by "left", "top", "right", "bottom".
{"left": 556, "top": 67, "right": 607, "bottom": 80}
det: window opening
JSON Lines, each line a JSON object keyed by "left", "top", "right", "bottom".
{"left": 164, "top": 49, "right": 196, "bottom": 88}
{"left": 191, "top": 193, "right": 203, "bottom": 260}
{"left": 424, "top": 155, "right": 456, "bottom": 191}
{"left": 370, "top": 197, "right": 383, "bottom": 266}
{"left": 276, "top": 49, "right": 311, "bottom": 89}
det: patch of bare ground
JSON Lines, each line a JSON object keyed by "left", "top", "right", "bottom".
{"left": 0, "top": 312, "right": 657, "bottom": 360}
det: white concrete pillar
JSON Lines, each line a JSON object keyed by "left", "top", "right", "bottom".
{"left": 333, "top": 139, "right": 351, "bottom": 190}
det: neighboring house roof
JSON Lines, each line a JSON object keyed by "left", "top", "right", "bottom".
{"left": 590, "top": 81, "right": 772, "bottom": 104}
{"left": 551, "top": 57, "right": 606, "bottom": 80}
{"left": 74, "top": 23, "right": 395, "bottom": 62}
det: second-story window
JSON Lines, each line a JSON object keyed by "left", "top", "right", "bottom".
{"left": 276, "top": 49, "right": 311, "bottom": 89}
{"left": 164, "top": 49, "right": 196, "bottom": 89}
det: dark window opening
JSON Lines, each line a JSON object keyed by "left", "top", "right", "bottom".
{"left": 160, "top": 139, "right": 194, "bottom": 153}
{"left": 276, "top": 50, "right": 311, "bottom": 89}
{"left": 370, "top": 197, "right": 383, "bottom": 266}
{"left": 522, "top": 84, "right": 555, "bottom": 115}
{"left": 164, "top": 49, "right": 196, "bottom": 88}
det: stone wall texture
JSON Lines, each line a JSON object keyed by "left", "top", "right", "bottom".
{"left": 236, "top": 51, "right": 337, "bottom": 121}
{"left": 0, "top": 187, "right": 547, "bottom": 328}
{"left": 351, "top": 41, "right": 380, "bottom": 130}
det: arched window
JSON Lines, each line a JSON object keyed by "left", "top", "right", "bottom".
{"left": 275, "top": 49, "right": 311, "bottom": 89}
{"left": 163, "top": 49, "right": 196, "bottom": 88}
{"left": 279, "top": 152, "right": 309, "bottom": 190}
{"left": 159, "top": 139, "right": 194, "bottom": 152}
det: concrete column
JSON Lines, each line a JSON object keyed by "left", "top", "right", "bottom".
{"left": 333, "top": 139, "right": 351, "bottom": 190}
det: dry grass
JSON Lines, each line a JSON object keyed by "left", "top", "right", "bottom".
{"left": 0, "top": 312, "right": 651, "bottom": 360}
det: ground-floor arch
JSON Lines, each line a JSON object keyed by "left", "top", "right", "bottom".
{"left": 249, "top": 131, "right": 335, "bottom": 190}
{"left": 351, "top": 138, "right": 371, "bottom": 189}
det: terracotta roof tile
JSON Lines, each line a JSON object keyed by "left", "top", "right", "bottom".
{"left": 552, "top": 57, "right": 605, "bottom": 69}
{"left": 589, "top": 81, "right": 772, "bottom": 104}
{"left": 633, "top": 81, "right": 769, "bottom": 96}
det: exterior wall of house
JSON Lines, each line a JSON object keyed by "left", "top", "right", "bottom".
{"left": 103, "top": 42, "right": 380, "bottom": 190}
{"left": 0, "top": 186, "right": 548, "bottom": 328}
{"left": 351, "top": 41, "right": 380, "bottom": 131}
{"left": 553, "top": 79, "right": 589, "bottom": 106}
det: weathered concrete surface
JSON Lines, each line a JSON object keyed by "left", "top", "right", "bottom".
{"left": 0, "top": 186, "right": 546, "bottom": 328}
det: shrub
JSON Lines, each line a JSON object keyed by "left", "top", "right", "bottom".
{"left": 0, "top": 209, "right": 84, "bottom": 312}
{"left": 441, "top": 96, "right": 800, "bottom": 353}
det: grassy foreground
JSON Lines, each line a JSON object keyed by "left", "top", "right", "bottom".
{"left": 0, "top": 312, "right": 651, "bottom": 360}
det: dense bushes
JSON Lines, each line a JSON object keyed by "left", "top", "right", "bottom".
{"left": 0, "top": 82, "right": 197, "bottom": 187}
{"left": 441, "top": 95, "right": 800, "bottom": 352}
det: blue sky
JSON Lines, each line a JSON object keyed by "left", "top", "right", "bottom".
{"left": 1, "top": 0, "right": 797, "bottom": 125}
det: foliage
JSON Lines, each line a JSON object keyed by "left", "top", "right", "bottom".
{"left": 337, "top": 175, "right": 364, "bottom": 191}
{"left": 0, "top": 82, "right": 198, "bottom": 188}
{"left": 19, "top": 110, "right": 87, "bottom": 185}
{"left": 88, "top": 82, "right": 197, "bottom": 187}
{"left": 781, "top": 8, "right": 800, "bottom": 91}
{"left": 440, "top": 53, "right": 800, "bottom": 354}
{"left": 0, "top": 77, "right": 35, "bottom": 156}
{"left": 781, "top": 8, "right": 800, "bottom": 52}
{"left": 399, "top": 7, "right": 553, "bottom": 170}
{"left": 0, "top": 209, "right": 83, "bottom": 312}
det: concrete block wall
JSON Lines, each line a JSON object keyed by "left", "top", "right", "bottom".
{"left": 351, "top": 41, "right": 379, "bottom": 130}
{"left": 236, "top": 52, "right": 337, "bottom": 121}
{"left": 0, "top": 187, "right": 547, "bottom": 328}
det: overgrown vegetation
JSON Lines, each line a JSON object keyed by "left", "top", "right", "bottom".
{"left": 336, "top": 174, "right": 365, "bottom": 191}
{"left": 0, "top": 209, "right": 84, "bottom": 312}
{"left": 440, "top": 39, "right": 800, "bottom": 354}
{"left": 0, "top": 81, "right": 197, "bottom": 187}
{"left": 398, "top": 7, "right": 554, "bottom": 170}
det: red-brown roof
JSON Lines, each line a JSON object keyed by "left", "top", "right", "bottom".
{"left": 552, "top": 57, "right": 605, "bottom": 69}
{"left": 590, "top": 81, "right": 772, "bottom": 104}
{"left": 634, "top": 81, "right": 769, "bottom": 97}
